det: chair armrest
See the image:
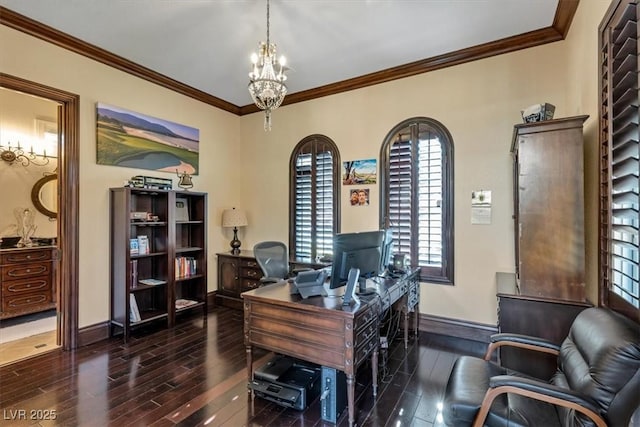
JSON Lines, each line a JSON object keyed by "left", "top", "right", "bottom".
{"left": 484, "top": 333, "right": 560, "bottom": 360}
{"left": 471, "top": 375, "right": 607, "bottom": 427}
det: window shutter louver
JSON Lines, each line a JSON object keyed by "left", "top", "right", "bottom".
{"left": 599, "top": 0, "right": 639, "bottom": 315}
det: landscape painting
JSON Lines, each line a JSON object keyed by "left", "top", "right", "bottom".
{"left": 96, "top": 103, "right": 199, "bottom": 174}
{"left": 342, "top": 158, "right": 377, "bottom": 185}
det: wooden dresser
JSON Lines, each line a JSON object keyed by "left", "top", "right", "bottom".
{"left": 216, "top": 251, "right": 332, "bottom": 309}
{"left": 216, "top": 251, "right": 263, "bottom": 309}
{"left": 0, "top": 246, "right": 57, "bottom": 319}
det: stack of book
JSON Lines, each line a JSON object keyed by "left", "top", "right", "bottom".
{"left": 175, "top": 256, "right": 197, "bottom": 278}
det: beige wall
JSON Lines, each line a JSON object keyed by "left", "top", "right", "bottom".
{"left": 0, "top": 0, "right": 610, "bottom": 328}
{"left": 563, "top": 0, "right": 612, "bottom": 305}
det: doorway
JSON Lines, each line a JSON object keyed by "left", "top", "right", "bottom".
{"left": 0, "top": 73, "right": 79, "bottom": 360}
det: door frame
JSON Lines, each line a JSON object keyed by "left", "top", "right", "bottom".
{"left": 1, "top": 73, "right": 79, "bottom": 350}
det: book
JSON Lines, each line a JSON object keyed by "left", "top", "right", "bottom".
{"left": 130, "top": 239, "right": 139, "bottom": 256}
{"left": 175, "top": 299, "right": 198, "bottom": 309}
{"left": 175, "top": 198, "right": 189, "bottom": 222}
{"left": 129, "top": 294, "right": 141, "bottom": 322}
{"left": 130, "top": 260, "right": 138, "bottom": 288}
{"left": 137, "top": 235, "right": 149, "bottom": 255}
{"left": 138, "top": 278, "right": 166, "bottom": 286}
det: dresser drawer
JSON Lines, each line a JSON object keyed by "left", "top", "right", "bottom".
{"left": 241, "top": 278, "right": 261, "bottom": 291}
{"left": 2, "top": 290, "right": 52, "bottom": 312}
{"left": 1, "top": 249, "right": 52, "bottom": 265}
{"left": 2, "top": 261, "right": 51, "bottom": 281}
{"left": 3, "top": 276, "right": 50, "bottom": 295}
{"left": 240, "top": 266, "right": 262, "bottom": 280}
{"left": 240, "top": 258, "right": 260, "bottom": 269}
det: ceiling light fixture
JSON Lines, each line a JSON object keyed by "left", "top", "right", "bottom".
{"left": 248, "top": 0, "right": 288, "bottom": 131}
{"left": 0, "top": 141, "right": 51, "bottom": 167}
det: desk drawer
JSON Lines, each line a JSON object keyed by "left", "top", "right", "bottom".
{"left": 354, "top": 320, "right": 377, "bottom": 349}
{"left": 2, "top": 262, "right": 51, "bottom": 281}
{"left": 355, "top": 335, "right": 378, "bottom": 362}
{"left": 1, "top": 249, "right": 52, "bottom": 265}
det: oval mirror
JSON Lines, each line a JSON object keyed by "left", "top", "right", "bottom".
{"left": 31, "top": 174, "right": 57, "bottom": 219}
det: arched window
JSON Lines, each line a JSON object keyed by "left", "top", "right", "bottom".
{"left": 289, "top": 135, "right": 340, "bottom": 260}
{"left": 380, "top": 118, "right": 454, "bottom": 283}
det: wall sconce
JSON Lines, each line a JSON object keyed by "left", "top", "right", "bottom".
{"left": 0, "top": 141, "right": 51, "bottom": 167}
{"left": 221, "top": 208, "right": 248, "bottom": 254}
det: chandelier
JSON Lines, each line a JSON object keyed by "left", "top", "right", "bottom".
{"left": 0, "top": 141, "right": 51, "bottom": 167}
{"left": 248, "top": 0, "right": 288, "bottom": 131}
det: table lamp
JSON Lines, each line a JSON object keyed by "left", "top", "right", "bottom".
{"left": 221, "top": 208, "right": 248, "bottom": 254}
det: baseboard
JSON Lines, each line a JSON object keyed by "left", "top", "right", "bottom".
{"left": 418, "top": 313, "right": 497, "bottom": 344}
{"left": 207, "top": 291, "right": 218, "bottom": 311}
{"left": 78, "top": 321, "right": 110, "bottom": 347}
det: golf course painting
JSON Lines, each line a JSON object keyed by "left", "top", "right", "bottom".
{"left": 96, "top": 103, "right": 199, "bottom": 174}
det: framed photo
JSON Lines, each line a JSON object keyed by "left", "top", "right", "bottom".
{"left": 343, "top": 159, "right": 377, "bottom": 185}
{"left": 175, "top": 198, "right": 189, "bottom": 222}
{"left": 349, "top": 188, "right": 370, "bottom": 206}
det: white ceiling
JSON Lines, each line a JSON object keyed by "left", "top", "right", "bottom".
{"left": 0, "top": 0, "right": 560, "bottom": 108}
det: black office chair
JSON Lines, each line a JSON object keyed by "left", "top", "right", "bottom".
{"left": 442, "top": 307, "right": 640, "bottom": 427}
{"left": 253, "top": 241, "right": 310, "bottom": 285}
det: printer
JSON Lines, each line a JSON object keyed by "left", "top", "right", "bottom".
{"left": 249, "top": 355, "right": 321, "bottom": 411}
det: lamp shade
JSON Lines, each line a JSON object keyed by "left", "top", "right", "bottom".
{"left": 221, "top": 208, "right": 248, "bottom": 228}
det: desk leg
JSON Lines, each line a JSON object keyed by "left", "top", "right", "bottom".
{"left": 404, "top": 310, "right": 409, "bottom": 349}
{"left": 347, "top": 373, "right": 355, "bottom": 427}
{"left": 372, "top": 345, "right": 378, "bottom": 397}
{"left": 414, "top": 303, "right": 420, "bottom": 341}
{"left": 246, "top": 345, "right": 253, "bottom": 396}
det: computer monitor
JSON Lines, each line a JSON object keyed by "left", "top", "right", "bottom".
{"left": 329, "top": 230, "right": 384, "bottom": 292}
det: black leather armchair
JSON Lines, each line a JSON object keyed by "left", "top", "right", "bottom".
{"left": 443, "top": 307, "right": 640, "bottom": 427}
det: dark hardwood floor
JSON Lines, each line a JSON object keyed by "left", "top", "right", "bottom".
{"left": 0, "top": 307, "right": 485, "bottom": 427}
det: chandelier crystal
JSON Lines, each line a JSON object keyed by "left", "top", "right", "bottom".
{"left": 248, "top": 0, "right": 288, "bottom": 131}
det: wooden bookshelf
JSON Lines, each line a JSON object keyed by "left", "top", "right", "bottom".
{"left": 109, "top": 187, "right": 207, "bottom": 341}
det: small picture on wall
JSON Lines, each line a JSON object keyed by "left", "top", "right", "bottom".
{"left": 343, "top": 159, "right": 377, "bottom": 185}
{"left": 350, "top": 188, "right": 370, "bottom": 206}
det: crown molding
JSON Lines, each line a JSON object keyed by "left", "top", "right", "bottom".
{"left": 1, "top": 1, "right": 579, "bottom": 116}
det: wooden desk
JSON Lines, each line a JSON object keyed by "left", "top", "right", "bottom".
{"left": 243, "top": 269, "right": 419, "bottom": 426}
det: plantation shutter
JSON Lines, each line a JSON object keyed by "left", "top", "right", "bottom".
{"left": 295, "top": 153, "right": 313, "bottom": 259}
{"left": 384, "top": 119, "right": 453, "bottom": 283}
{"left": 291, "top": 136, "right": 340, "bottom": 260}
{"left": 316, "top": 150, "right": 335, "bottom": 257}
{"left": 599, "top": 0, "right": 639, "bottom": 315}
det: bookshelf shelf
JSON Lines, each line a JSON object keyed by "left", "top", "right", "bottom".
{"left": 110, "top": 187, "right": 208, "bottom": 342}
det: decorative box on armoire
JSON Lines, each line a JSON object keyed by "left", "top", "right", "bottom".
{"left": 510, "top": 115, "right": 589, "bottom": 302}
